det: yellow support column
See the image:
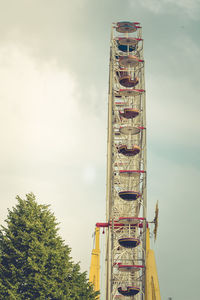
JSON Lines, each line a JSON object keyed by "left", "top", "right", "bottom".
{"left": 145, "top": 228, "right": 161, "bottom": 300}
{"left": 89, "top": 227, "right": 100, "bottom": 298}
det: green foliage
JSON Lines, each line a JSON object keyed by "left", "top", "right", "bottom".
{"left": 0, "top": 193, "right": 98, "bottom": 299}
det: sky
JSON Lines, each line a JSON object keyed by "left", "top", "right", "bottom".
{"left": 0, "top": 0, "right": 200, "bottom": 299}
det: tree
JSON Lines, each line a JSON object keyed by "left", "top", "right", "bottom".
{"left": 0, "top": 193, "right": 98, "bottom": 299}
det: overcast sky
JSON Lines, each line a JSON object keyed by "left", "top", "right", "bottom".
{"left": 0, "top": 1, "right": 200, "bottom": 299}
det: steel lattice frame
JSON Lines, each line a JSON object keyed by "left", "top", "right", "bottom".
{"left": 105, "top": 22, "right": 147, "bottom": 300}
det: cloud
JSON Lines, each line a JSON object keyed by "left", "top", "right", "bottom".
{"left": 148, "top": 152, "right": 200, "bottom": 299}
{"left": 166, "top": 0, "right": 200, "bottom": 19}
{"left": 0, "top": 43, "right": 107, "bottom": 163}
{"left": 132, "top": 0, "right": 200, "bottom": 19}
{"left": 82, "top": 165, "right": 97, "bottom": 185}
{"left": 145, "top": 32, "right": 200, "bottom": 156}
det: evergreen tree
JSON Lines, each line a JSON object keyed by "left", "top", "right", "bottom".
{"left": 0, "top": 193, "right": 98, "bottom": 299}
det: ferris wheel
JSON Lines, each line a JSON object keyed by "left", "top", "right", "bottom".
{"left": 89, "top": 21, "right": 161, "bottom": 300}
{"left": 105, "top": 21, "right": 147, "bottom": 300}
